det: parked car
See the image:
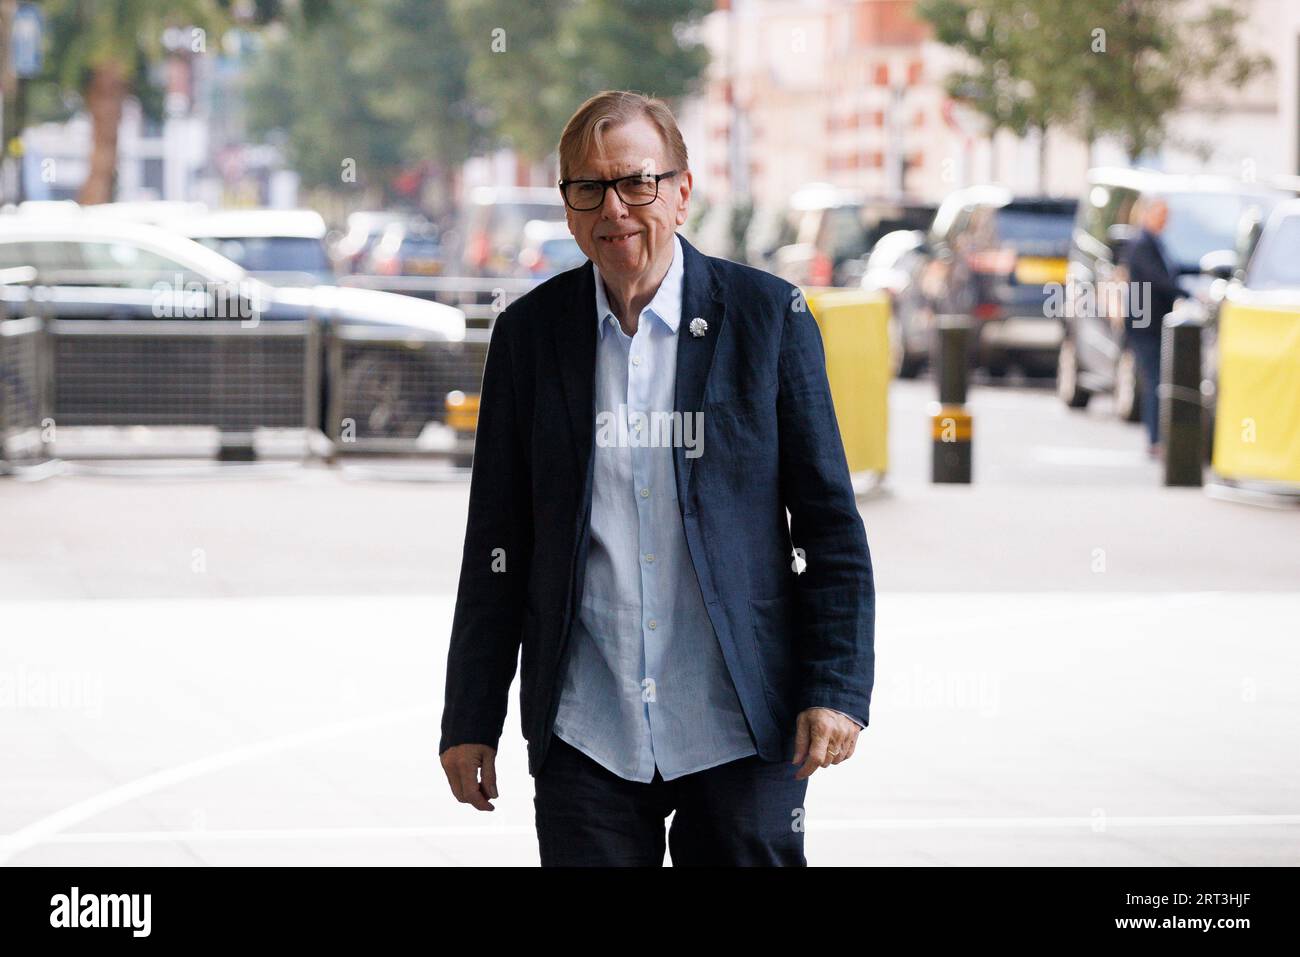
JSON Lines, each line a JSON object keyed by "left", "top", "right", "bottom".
{"left": 742, "top": 201, "right": 797, "bottom": 272}
{"left": 859, "top": 228, "right": 931, "bottom": 378}
{"left": 179, "top": 208, "right": 335, "bottom": 286}
{"left": 364, "top": 220, "right": 446, "bottom": 276}
{"left": 333, "top": 210, "right": 411, "bottom": 274}
{"left": 1058, "top": 168, "right": 1286, "bottom": 417}
{"left": 458, "top": 186, "right": 567, "bottom": 277}
{"left": 516, "top": 219, "right": 586, "bottom": 279}
{"left": 917, "top": 187, "right": 1076, "bottom": 376}
{"left": 0, "top": 215, "right": 477, "bottom": 443}
{"left": 1169, "top": 197, "right": 1300, "bottom": 464}
{"left": 772, "top": 183, "right": 936, "bottom": 287}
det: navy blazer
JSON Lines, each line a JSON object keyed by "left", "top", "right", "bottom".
{"left": 1122, "top": 228, "right": 1183, "bottom": 340}
{"left": 439, "top": 233, "right": 876, "bottom": 777}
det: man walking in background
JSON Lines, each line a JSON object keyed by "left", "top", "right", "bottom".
{"left": 1123, "top": 196, "right": 1183, "bottom": 458}
{"left": 439, "top": 90, "right": 875, "bottom": 866}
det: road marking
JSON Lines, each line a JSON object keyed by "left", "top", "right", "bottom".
{"left": 9, "top": 814, "right": 1299, "bottom": 848}
{"left": 0, "top": 704, "right": 436, "bottom": 866}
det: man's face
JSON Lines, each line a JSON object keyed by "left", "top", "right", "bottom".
{"left": 1144, "top": 199, "right": 1169, "bottom": 233}
{"left": 563, "top": 117, "right": 692, "bottom": 284}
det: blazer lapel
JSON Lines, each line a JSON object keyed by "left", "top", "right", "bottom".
{"left": 673, "top": 234, "right": 727, "bottom": 507}
{"left": 552, "top": 239, "right": 725, "bottom": 508}
{"left": 553, "top": 261, "right": 597, "bottom": 479}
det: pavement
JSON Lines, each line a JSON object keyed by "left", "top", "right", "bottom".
{"left": 1, "top": 376, "right": 1298, "bottom": 865}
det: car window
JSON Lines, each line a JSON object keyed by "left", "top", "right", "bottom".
{"left": 1244, "top": 214, "right": 1300, "bottom": 290}
{"left": 0, "top": 240, "right": 84, "bottom": 275}
{"left": 1082, "top": 184, "right": 1137, "bottom": 245}
{"left": 825, "top": 207, "right": 868, "bottom": 261}
{"left": 397, "top": 237, "right": 441, "bottom": 256}
{"left": 994, "top": 205, "right": 1075, "bottom": 254}
{"left": 1159, "top": 192, "right": 1281, "bottom": 271}
{"left": 199, "top": 236, "right": 331, "bottom": 274}
{"left": 539, "top": 237, "right": 584, "bottom": 265}
{"left": 78, "top": 241, "right": 204, "bottom": 287}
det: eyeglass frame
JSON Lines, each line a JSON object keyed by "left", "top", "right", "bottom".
{"left": 557, "top": 170, "right": 680, "bottom": 211}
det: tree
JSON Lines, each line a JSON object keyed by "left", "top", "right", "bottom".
{"left": 919, "top": 0, "right": 1272, "bottom": 174}
{"left": 1066, "top": 0, "right": 1271, "bottom": 162}
{"left": 451, "top": 0, "right": 711, "bottom": 163}
{"left": 245, "top": 0, "right": 497, "bottom": 207}
{"left": 36, "top": 0, "right": 331, "bottom": 204}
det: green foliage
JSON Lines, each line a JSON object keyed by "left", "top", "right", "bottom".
{"left": 243, "top": 7, "right": 406, "bottom": 193}
{"left": 917, "top": 0, "right": 1272, "bottom": 161}
{"left": 242, "top": 0, "right": 712, "bottom": 199}
{"left": 37, "top": 0, "right": 231, "bottom": 89}
{"left": 451, "top": 0, "right": 710, "bottom": 160}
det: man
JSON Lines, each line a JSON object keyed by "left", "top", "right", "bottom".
{"left": 1122, "top": 196, "right": 1183, "bottom": 458}
{"left": 439, "top": 91, "right": 875, "bottom": 866}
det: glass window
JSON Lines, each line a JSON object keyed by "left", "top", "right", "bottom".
{"left": 1157, "top": 192, "right": 1281, "bottom": 272}
{"left": 1083, "top": 185, "right": 1136, "bottom": 245}
{"left": 78, "top": 241, "right": 202, "bottom": 287}
{"left": 1245, "top": 215, "right": 1300, "bottom": 290}
{"left": 994, "top": 205, "right": 1075, "bottom": 255}
{"left": 198, "top": 236, "right": 331, "bottom": 274}
{"left": 0, "top": 240, "right": 83, "bottom": 275}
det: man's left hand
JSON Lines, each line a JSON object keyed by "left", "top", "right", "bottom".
{"left": 791, "top": 707, "right": 861, "bottom": 780}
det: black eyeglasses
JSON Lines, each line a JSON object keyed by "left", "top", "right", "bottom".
{"left": 558, "top": 170, "right": 679, "bottom": 211}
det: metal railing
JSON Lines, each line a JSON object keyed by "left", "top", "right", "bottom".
{"left": 0, "top": 315, "right": 44, "bottom": 462}
{"left": 48, "top": 318, "right": 320, "bottom": 432}
{"left": 0, "top": 274, "right": 531, "bottom": 470}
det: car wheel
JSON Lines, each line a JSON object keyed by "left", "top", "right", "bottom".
{"left": 1056, "top": 338, "right": 1090, "bottom": 409}
{"left": 1114, "top": 347, "right": 1141, "bottom": 422}
{"left": 984, "top": 359, "right": 1009, "bottom": 379}
{"left": 341, "top": 352, "right": 426, "bottom": 440}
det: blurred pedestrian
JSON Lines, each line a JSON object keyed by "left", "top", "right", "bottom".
{"left": 438, "top": 90, "right": 875, "bottom": 866}
{"left": 1122, "top": 196, "right": 1183, "bottom": 458}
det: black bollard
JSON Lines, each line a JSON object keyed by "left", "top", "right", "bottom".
{"left": 1160, "top": 315, "right": 1203, "bottom": 487}
{"left": 932, "top": 315, "right": 972, "bottom": 483}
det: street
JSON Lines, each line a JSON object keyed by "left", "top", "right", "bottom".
{"left": 2, "top": 377, "right": 1298, "bottom": 866}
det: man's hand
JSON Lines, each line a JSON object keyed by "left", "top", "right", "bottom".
{"left": 441, "top": 743, "right": 499, "bottom": 811}
{"left": 791, "top": 708, "right": 861, "bottom": 781}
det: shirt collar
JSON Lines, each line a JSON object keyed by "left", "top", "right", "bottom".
{"left": 593, "top": 232, "right": 683, "bottom": 338}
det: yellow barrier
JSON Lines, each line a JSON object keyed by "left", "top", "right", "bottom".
{"left": 801, "top": 287, "right": 891, "bottom": 476}
{"left": 1213, "top": 298, "right": 1300, "bottom": 485}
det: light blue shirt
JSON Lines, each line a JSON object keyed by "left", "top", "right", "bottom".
{"left": 551, "top": 233, "right": 863, "bottom": 783}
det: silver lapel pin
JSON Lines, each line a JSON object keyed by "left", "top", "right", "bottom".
{"left": 689, "top": 316, "right": 708, "bottom": 338}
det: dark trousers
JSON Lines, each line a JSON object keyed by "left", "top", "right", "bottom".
{"left": 1130, "top": 333, "right": 1162, "bottom": 447}
{"left": 533, "top": 735, "right": 809, "bottom": 866}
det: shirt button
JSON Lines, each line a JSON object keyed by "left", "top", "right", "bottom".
{"left": 640, "top": 488, "right": 650, "bottom": 498}
{"left": 644, "top": 553, "right": 655, "bottom": 563}
{"left": 632, "top": 356, "right": 641, "bottom": 367}
{"left": 647, "top": 619, "right": 657, "bottom": 630}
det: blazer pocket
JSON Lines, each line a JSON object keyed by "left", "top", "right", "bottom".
{"left": 749, "top": 596, "right": 797, "bottom": 719}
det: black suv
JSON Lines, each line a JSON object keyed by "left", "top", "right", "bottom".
{"left": 919, "top": 186, "right": 1076, "bottom": 376}
{"left": 1057, "top": 168, "right": 1286, "bottom": 418}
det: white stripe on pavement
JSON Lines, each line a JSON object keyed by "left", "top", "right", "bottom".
{"left": 0, "top": 704, "right": 437, "bottom": 866}
{"left": 9, "top": 814, "right": 1300, "bottom": 847}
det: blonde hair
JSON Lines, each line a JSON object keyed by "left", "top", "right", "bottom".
{"left": 558, "top": 90, "right": 689, "bottom": 181}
